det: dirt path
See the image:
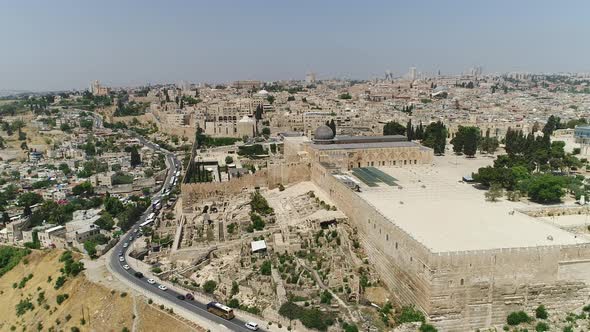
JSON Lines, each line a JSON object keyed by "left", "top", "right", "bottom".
{"left": 132, "top": 295, "right": 140, "bottom": 332}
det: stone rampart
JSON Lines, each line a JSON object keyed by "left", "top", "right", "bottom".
{"left": 310, "top": 162, "right": 590, "bottom": 331}
{"left": 181, "top": 162, "right": 311, "bottom": 206}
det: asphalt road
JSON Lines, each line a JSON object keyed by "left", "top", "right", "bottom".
{"left": 107, "top": 137, "right": 260, "bottom": 332}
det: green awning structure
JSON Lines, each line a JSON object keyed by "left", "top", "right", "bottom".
{"left": 352, "top": 167, "right": 397, "bottom": 187}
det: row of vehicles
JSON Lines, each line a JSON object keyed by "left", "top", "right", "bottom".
{"left": 116, "top": 154, "right": 261, "bottom": 331}
{"left": 204, "top": 302, "right": 258, "bottom": 330}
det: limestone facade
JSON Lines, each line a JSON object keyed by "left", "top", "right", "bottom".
{"left": 311, "top": 162, "right": 590, "bottom": 331}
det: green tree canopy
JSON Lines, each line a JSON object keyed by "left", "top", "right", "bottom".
{"left": 383, "top": 121, "right": 405, "bottom": 136}
{"left": 423, "top": 121, "right": 447, "bottom": 155}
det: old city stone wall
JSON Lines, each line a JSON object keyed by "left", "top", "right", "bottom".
{"left": 311, "top": 163, "right": 435, "bottom": 311}
{"left": 310, "top": 162, "right": 590, "bottom": 331}
{"left": 181, "top": 162, "right": 311, "bottom": 206}
{"left": 429, "top": 246, "right": 590, "bottom": 330}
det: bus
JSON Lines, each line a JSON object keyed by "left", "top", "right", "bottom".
{"left": 206, "top": 302, "right": 235, "bottom": 320}
{"left": 139, "top": 219, "right": 152, "bottom": 227}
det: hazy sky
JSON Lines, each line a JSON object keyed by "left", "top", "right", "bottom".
{"left": 1, "top": 0, "right": 589, "bottom": 91}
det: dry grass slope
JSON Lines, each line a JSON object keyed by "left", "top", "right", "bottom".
{"left": 0, "top": 249, "right": 202, "bottom": 332}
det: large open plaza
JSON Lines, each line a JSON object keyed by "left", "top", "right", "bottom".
{"left": 354, "top": 155, "right": 590, "bottom": 252}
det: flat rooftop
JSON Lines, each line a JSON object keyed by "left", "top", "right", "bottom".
{"left": 352, "top": 156, "right": 590, "bottom": 253}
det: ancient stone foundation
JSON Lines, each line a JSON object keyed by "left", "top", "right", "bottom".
{"left": 310, "top": 162, "right": 590, "bottom": 331}
{"left": 181, "top": 162, "right": 310, "bottom": 206}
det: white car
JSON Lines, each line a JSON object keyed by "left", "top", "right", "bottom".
{"left": 123, "top": 264, "right": 130, "bottom": 270}
{"left": 119, "top": 256, "right": 125, "bottom": 262}
{"left": 147, "top": 278, "right": 156, "bottom": 284}
{"left": 158, "top": 284, "right": 167, "bottom": 291}
{"left": 123, "top": 242, "right": 128, "bottom": 248}
{"left": 245, "top": 322, "right": 259, "bottom": 331}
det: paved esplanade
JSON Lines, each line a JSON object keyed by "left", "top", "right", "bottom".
{"left": 357, "top": 164, "right": 590, "bottom": 253}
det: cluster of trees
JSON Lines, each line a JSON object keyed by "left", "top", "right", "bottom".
{"left": 26, "top": 196, "right": 103, "bottom": 227}
{"left": 79, "top": 118, "right": 94, "bottom": 130}
{"left": 111, "top": 172, "right": 134, "bottom": 185}
{"left": 279, "top": 301, "right": 335, "bottom": 331}
{"left": 406, "top": 120, "right": 425, "bottom": 141}
{"left": 127, "top": 146, "right": 141, "bottom": 167}
{"left": 0, "top": 246, "right": 30, "bottom": 277}
{"left": 541, "top": 115, "right": 587, "bottom": 133}
{"left": 113, "top": 101, "right": 147, "bottom": 117}
{"left": 382, "top": 120, "right": 426, "bottom": 141}
{"left": 250, "top": 191, "right": 274, "bottom": 215}
{"left": 247, "top": 212, "right": 265, "bottom": 232}
{"left": 382, "top": 120, "right": 447, "bottom": 154}
{"left": 77, "top": 159, "right": 108, "bottom": 178}
{"left": 399, "top": 104, "right": 414, "bottom": 115}
{"left": 186, "top": 162, "right": 213, "bottom": 183}
{"left": 83, "top": 234, "right": 110, "bottom": 258}
{"left": 473, "top": 119, "right": 585, "bottom": 204}
{"left": 422, "top": 121, "right": 448, "bottom": 155}
{"left": 246, "top": 192, "right": 273, "bottom": 232}
{"left": 0, "top": 119, "right": 26, "bottom": 137}
{"left": 455, "top": 81, "right": 475, "bottom": 89}
{"left": 266, "top": 95, "right": 275, "bottom": 104}
{"left": 195, "top": 128, "right": 241, "bottom": 148}
{"left": 237, "top": 144, "right": 265, "bottom": 157}
{"left": 325, "top": 119, "right": 336, "bottom": 135}
{"left": 339, "top": 92, "right": 352, "bottom": 100}
{"left": 255, "top": 104, "right": 264, "bottom": 120}
{"left": 72, "top": 181, "right": 94, "bottom": 197}
{"left": 383, "top": 121, "right": 405, "bottom": 136}
{"left": 102, "top": 193, "right": 149, "bottom": 231}
{"left": 450, "top": 127, "right": 499, "bottom": 157}
{"left": 181, "top": 95, "right": 201, "bottom": 106}
{"left": 59, "top": 91, "right": 113, "bottom": 111}
{"left": 491, "top": 84, "right": 509, "bottom": 94}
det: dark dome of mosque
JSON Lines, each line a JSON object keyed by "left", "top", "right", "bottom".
{"left": 314, "top": 125, "right": 335, "bottom": 141}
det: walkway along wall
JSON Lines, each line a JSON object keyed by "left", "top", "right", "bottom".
{"left": 310, "top": 162, "right": 590, "bottom": 331}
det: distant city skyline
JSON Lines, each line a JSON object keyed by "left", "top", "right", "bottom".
{"left": 1, "top": 0, "right": 590, "bottom": 91}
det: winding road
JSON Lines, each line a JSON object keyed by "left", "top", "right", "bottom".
{"left": 103, "top": 129, "right": 261, "bottom": 331}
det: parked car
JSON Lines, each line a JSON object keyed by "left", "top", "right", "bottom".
{"left": 134, "top": 272, "right": 144, "bottom": 278}
{"left": 119, "top": 257, "right": 125, "bottom": 262}
{"left": 185, "top": 293, "right": 194, "bottom": 300}
{"left": 176, "top": 295, "right": 185, "bottom": 300}
{"left": 147, "top": 279, "right": 156, "bottom": 284}
{"left": 158, "top": 284, "right": 167, "bottom": 291}
{"left": 245, "top": 322, "right": 259, "bottom": 331}
{"left": 123, "top": 264, "right": 130, "bottom": 270}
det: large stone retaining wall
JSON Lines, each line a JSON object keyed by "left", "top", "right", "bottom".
{"left": 181, "top": 162, "right": 311, "bottom": 206}
{"left": 310, "top": 162, "right": 590, "bottom": 331}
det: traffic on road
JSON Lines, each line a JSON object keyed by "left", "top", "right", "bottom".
{"left": 108, "top": 137, "right": 264, "bottom": 332}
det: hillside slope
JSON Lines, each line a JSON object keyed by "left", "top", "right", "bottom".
{"left": 0, "top": 249, "right": 202, "bottom": 332}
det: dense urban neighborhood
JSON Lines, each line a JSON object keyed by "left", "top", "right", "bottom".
{"left": 2, "top": 71, "right": 590, "bottom": 332}
{"left": 3, "top": 2, "right": 590, "bottom": 331}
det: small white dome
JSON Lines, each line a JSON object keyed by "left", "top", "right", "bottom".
{"left": 238, "top": 115, "right": 255, "bottom": 123}
{"left": 257, "top": 89, "right": 269, "bottom": 95}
